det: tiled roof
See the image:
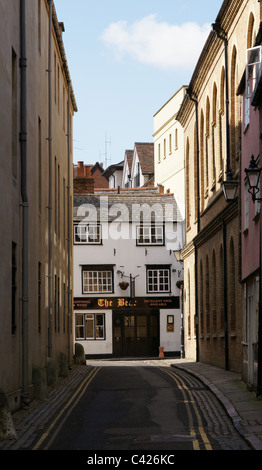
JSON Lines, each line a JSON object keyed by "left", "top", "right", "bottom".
{"left": 74, "top": 192, "right": 183, "bottom": 223}
{"left": 125, "top": 150, "right": 134, "bottom": 170}
{"left": 134, "top": 143, "right": 154, "bottom": 175}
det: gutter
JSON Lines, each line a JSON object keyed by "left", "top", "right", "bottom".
{"left": 48, "top": 0, "right": 53, "bottom": 359}
{"left": 67, "top": 82, "right": 72, "bottom": 369}
{"left": 20, "top": 0, "right": 29, "bottom": 407}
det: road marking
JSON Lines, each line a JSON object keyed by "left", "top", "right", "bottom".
{"left": 160, "top": 367, "right": 212, "bottom": 450}
{"left": 32, "top": 366, "right": 100, "bottom": 450}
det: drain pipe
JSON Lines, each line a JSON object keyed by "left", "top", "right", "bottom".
{"left": 20, "top": 0, "right": 29, "bottom": 406}
{"left": 67, "top": 82, "right": 72, "bottom": 369}
{"left": 186, "top": 88, "right": 200, "bottom": 362}
{"left": 48, "top": 0, "right": 53, "bottom": 359}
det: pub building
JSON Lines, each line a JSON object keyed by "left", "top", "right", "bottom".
{"left": 73, "top": 190, "right": 184, "bottom": 359}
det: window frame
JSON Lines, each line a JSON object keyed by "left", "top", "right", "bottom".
{"left": 81, "top": 265, "right": 114, "bottom": 294}
{"left": 136, "top": 224, "right": 164, "bottom": 246}
{"left": 74, "top": 223, "right": 102, "bottom": 245}
{"left": 146, "top": 265, "right": 171, "bottom": 293}
{"left": 75, "top": 312, "right": 105, "bottom": 340}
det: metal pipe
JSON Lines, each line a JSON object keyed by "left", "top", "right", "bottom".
{"left": 48, "top": 0, "right": 53, "bottom": 359}
{"left": 187, "top": 88, "right": 200, "bottom": 362}
{"left": 20, "top": 0, "right": 29, "bottom": 406}
{"left": 67, "top": 81, "right": 72, "bottom": 369}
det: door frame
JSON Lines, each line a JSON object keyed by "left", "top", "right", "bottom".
{"left": 113, "top": 310, "right": 159, "bottom": 357}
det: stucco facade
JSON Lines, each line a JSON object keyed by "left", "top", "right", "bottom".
{"left": 0, "top": 0, "right": 77, "bottom": 410}
{"left": 238, "top": 1, "right": 262, "bottom": 390}
{"left": 153, "top": 86, "right": 187, "bottom": 219}
{"left": 73, "top": 190, "right": 184, "bottom": 359}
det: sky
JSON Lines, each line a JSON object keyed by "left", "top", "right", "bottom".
{"left": 54, "top": 0, "right": 223, "bottom": 167}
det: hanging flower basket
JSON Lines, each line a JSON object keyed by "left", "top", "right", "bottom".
{"left": 119, "top": 281, "right": 129, "bottom": 290}
{"left": 176, "top": 280, "right": 184, "bottom": 289}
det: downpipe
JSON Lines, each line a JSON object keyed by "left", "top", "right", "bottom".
{"left": 20, "top": 0, "right": 29, "bottom": 407}
{"left": 48, "top": 0, "right": 53, "bottom": 359}
{"left": 67, "top": 82, "right": 72, "bottom": 370}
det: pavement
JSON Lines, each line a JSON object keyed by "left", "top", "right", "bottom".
{"left": 1, "top": 358, "right": 262, "bottom": 451}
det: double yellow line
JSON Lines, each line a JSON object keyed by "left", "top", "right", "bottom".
{"left": 160, "top": 367, "right": 212, "bottom": 450}
{"left": 32, "top": 366, "right": 100, "bottom": 450}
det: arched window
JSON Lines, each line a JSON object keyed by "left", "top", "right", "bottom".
{"left": 194, "top": 123, "right": 198, "bottom": 221}
{"left": 205, "top": 97, "right": 210, "bottom": 193}
{"left": 211, "top": 83, "right": 217, "bottom": 186}
{"left": 200, "top": 109, "right": 205, "bottom": 211}
{"left": 186, "top": 138, "right": 190, "bottom": 229}
{"left": 212, "top": 250, "right": 217, "bottom": 334}
{"left": 230, "top": 45, "right": 239, "bottom": 171}
{"left": 219, "top": 244, "right": 224, "bottom": 332}
{"left": 187, "top": 270, "right": 191, "bottom": 337}
{"left": 205, "top": 255, "right": 210, "bottom": 334}
{"left": 229, "top": 238, "right": 236, "bottom": 332}
{"left": 219, "top": 67, "right": 225, "bottom": 179}
{"left": 247, "top": 13, "right": 255, "bottom": 49}
{"left": 200, "top": 260, "right": 204, "bottom": 336}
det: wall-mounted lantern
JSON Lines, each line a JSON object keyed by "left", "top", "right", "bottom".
{"left": 245, "top": 154, "right": 261, "bottom": 202}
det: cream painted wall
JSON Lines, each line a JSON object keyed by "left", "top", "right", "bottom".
{"left": 153, "top": 86, "right": 187, "bottom": 218}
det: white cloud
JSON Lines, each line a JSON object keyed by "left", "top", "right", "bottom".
{"left": 100, "top": 14, "right": 211, "bottom": 71}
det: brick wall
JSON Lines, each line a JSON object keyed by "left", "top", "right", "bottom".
{"left": 73, "top": 177, "right": 94, "bottom": 194}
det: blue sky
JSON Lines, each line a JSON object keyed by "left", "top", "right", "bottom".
{"left": 54, "top": 0, "right": 223, "bottom": 167}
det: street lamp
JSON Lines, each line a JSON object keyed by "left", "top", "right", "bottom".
{"left": 244, "top": 154, "right": 262, "bottom": 202}
{"left": 174, "top": 248, "right": 183, "bottom": 263}
{"left": 222, "top": 169, "right": 239, "bottom": 202}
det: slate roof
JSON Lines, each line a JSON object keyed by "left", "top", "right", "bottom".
{"left": 134, "top": 142, "right": 154, "bottom": 175}
{"left": 74, "top": 192, "right": 183, "bottom": 223}
{"left": 125, "top": 150, "right": 134, "bottom": 171}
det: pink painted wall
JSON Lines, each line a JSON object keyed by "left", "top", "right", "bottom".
{"left": 241, "top": 98, "right": 260, "bottom": 281}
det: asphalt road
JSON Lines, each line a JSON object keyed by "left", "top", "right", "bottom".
{"left": 39, "top": 360, "right": 251, "bottom": 453}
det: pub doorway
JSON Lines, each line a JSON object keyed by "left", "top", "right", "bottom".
{"left": 113, "top": 311, "right": 159, "bottom": 357}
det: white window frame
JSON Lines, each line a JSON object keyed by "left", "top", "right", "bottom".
{"left": 147, "top": 268, "right": 170, "bottom": 293}
{"left": 137, "top": 225, "right": 164, "bottom": 245}
{"left": 82, "top": 270, "right": 113, "bottom": 293}
{"left": 246, "top": 46, "right": 262, "bottom": 99}
{"left": 75, "top": 313, "right": 105, "bottom": 340}
{"left": 74, "top": 223, "right": 101, "bottom": 244}
{"left": 244, "top": 93, "right": 250, "bottom": 129}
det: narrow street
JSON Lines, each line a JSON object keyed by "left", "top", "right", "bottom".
{"left": 32, "top": 360, "right": 251, "bottom": 452}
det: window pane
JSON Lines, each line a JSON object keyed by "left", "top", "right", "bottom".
{"left": 85, "top": 314, "right": 94, "bottom": 338}
{"left": 95, "top": 314, "right": 104, "bottom": 339}
{"left": 82, "top": 270, "right": 112, "bottom": 293}
{"left": 137, "top": 225, "right": 163, "bottom": 245}
{"left": 75, "top": 314, "right": 84, "bottom": 339}
{"left": 147, "top": 268, "right": 169, "bottom": 292}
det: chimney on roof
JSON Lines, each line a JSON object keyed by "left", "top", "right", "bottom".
{"left": 73, "top": 162, "right": 94, "bottom": 194}
{"left": 158, "top": 184, "right": 164, "bottom": 194}
{"left": 77, "top": 161, "right": 84, "bottom": 177}
{"left": 59, "top": 22, "right": 65, "bottom": 33}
